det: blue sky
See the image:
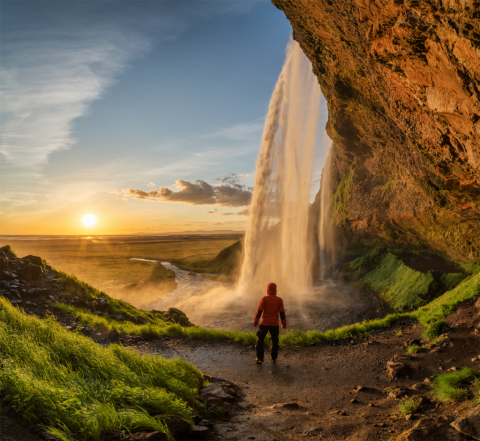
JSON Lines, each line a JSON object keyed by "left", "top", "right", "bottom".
{"left": 0, "top": 0, "right": 328, "bottom": 235}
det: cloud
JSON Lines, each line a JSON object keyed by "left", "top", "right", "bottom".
{"left": 0, "top": 2, "right": 255, "bottom": 171}
{"left": 146, "top": 182, "right": 156, "bottom": 187}
{"left": 205, "top": 119, "right": 264, "bottom": 141}
{"left": 127, "top": 179, "right": 252, "bottom": 207}
{"left": 108, "top": 189, "right": 121, "bottom": 194}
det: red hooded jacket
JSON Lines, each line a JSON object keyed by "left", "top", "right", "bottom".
{"left": 253, "top": 283, "right": 287, "bottom": 328}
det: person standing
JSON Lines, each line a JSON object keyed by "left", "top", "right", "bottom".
{"left": 253, "top": 282, "right": 287, "bottom": 363}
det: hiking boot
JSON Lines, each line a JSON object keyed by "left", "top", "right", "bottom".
{"left": 256, "top": 358, "right": 264, "bottom": 364}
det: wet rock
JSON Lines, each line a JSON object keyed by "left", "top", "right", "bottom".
{"left": 117, "top": 315, "right": 125, "bottom": 321}
{"left": 387, "top": 361, "right": 408, "bottom": 378}
{"left": 205, "top": 397, "right": 225, "bottom": 410}
{"left": 451, "top": 404, "right": 480, "bottom": 440}
{"left": 396, "top": 417, "right": 471, "bottom": 441}
{"left": 200, "top": 383, "right": 234, "bottom": 401}
{"left": 26, "top": 263, "right": 44, "bottom": 280}
{"left": 125, "top": 432, "right": 168, "bottom": 441}
{"left": 165, "top": 416, "right": 192, "bottom": 438}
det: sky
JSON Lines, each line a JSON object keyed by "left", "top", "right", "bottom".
{"left": 0, "top": 0, "right": 329, "bottom": 236}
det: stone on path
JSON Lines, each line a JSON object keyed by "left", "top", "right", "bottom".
{"left": 451, "top": 405, "right": 480, "bottom": 440}
{"left": 395, "top": 417, "right": 471, "bottom": 441}
{"left": 200, "top": 383, "right": 234, "bottom": 401}
{"left": 387, "top": 361, "right": 408, "bottom": 378}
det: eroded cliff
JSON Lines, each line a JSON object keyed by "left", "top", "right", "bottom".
{"left": 273, "top": 0, "right": 480, "bottom": 262}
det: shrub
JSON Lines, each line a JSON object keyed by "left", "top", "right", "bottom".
{"left": 398, "top": 396, "right": 421, "bottom": 415}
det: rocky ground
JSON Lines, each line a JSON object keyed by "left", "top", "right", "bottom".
{"left": 1, "top": 248, "right": 480, "bottom": 441}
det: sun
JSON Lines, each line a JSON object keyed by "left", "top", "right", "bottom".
{"left": 81, "top": 214, "right": 97, "bottom": 228}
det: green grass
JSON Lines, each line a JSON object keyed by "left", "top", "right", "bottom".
{"left": 421, "top": 319, "right": 446, "bottom": 340}
{"left": 431, "top": 368, "right": 479, "bottom": 402}
{"left": 407, "top": 344, "right": 420, "bottom": 354}
{"left": 0, "top": 297, "right": 203, "bottom": 441}
{"left": 398, "top": 396, "right": 420, "bottom": 415}
{"left": 374, "top": 180, "right": 397, "bottom": 191}
{"left": 363, "top": 253, "right": 435, "bottom": 311}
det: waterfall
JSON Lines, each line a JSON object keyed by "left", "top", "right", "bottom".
{"left": 318, "top": 147, "right": 337, "bottom": 279}
{"left": 237, "top": 39, "right": 329, "bottom": 300}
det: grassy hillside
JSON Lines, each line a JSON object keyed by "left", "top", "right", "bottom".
{"left": 172, "top": 240, "right": 242, "bottom": 276}
{"left": 0, "top": 297, "right": 202, "bottom": 441}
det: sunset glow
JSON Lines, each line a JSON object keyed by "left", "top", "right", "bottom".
{"left": 81, "top": 214, "right": 97, "bottom": 228}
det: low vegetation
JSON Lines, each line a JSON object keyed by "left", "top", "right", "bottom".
{"left": 398, "top": 396, "right": 421, "bottom": 415}
{"left": 431, "top": 368, "right": 479, "bottom": 402}
{"left": 0, "top": 297, "right": 203, "bottom": 441}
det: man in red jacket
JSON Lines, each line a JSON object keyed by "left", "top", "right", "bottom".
{"left": 253, "top": 282, "right": 287, "bottom": 363}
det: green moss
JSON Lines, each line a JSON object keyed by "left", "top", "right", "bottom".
{"left": 363, "top": 253, "right": 435, "bottom": 311}
{"left": 407, "top": 344, "right": 421, "bottom": 354}
{"left": 374, "top": 180, "right": 397, "bottom": 191}
{"left": 330, "top": 164, "right": 355, "bottom": 226}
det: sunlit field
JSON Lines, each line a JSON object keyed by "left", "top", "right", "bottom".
{"left": 0, "top": 235, "right": 240, "bottom": 297}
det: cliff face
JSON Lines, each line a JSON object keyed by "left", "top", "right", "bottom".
{"left": 273, "top": 0, "right": 480, "bottom": 262}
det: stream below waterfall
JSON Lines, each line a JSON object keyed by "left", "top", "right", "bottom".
{"left": 130, "top": 258, "right": 385, "bottom": 334}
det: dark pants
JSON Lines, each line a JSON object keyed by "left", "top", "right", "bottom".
{"left": 255, "top": 325, "right": 280, "bottom": 361}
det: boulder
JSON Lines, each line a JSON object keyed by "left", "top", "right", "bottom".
{"left": 199, "top": 383, "right": 234, "bottom": 401}
{"left": 22, "top": 255, "right": 44, "bottom": 268}
{"left": 26, "top": 263, "right": 44, "bottom": 279}
{"left": 451, "top": 404, "right": 480, "bottom": 440}
{"left": 0, "top": 245, "right": 16, "bottom": 258}
{"left": 165, "top": 416, "right": 192, "bottom": 438}
{"left": 205, "top": 396, "right": 225, "bottom": 411}
{"left": 387, "top": 361, "right": 408, "bottom": 378}
{"left": 395, "top": 417, "right": 471, "bottom": 441}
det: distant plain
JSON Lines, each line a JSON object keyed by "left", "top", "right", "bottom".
{"left": 0, "top": 235, "right": 240, "bottom": 300}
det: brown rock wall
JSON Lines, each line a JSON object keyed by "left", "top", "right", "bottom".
{"left": 273, "top": 0, "right": 480, "bottom": 261}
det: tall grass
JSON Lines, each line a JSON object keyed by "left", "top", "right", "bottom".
{"left": 0, "top": 298, "right": 202, "bottom": 441}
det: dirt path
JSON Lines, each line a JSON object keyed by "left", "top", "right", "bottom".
{"left": 130, "top": 298, "right": 480, "bottom": 441}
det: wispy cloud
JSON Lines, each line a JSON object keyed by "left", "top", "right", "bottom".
{"left": 204, "top": 119, "right": 264, "bottom": 141}
{"left": 1, "top": 27, "right": 150, "bottom": 169}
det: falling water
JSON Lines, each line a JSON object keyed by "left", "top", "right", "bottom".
{"left": 318, "top": 147, "right": 337, "bottom": 279}
{"left": 237, "top": 40, "right": 326, "bottom": 300}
